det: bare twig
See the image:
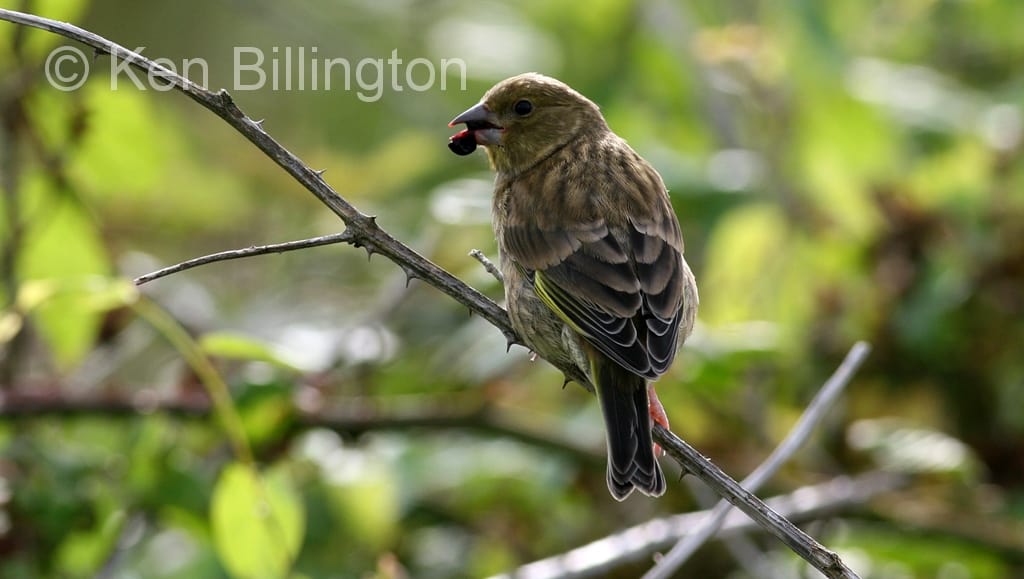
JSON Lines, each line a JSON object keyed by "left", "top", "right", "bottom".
{"left": 0, "top": 10, "right": 868, "bottom": 578}
{"left": 491, "top": 472, "right": 904, "bottom": 579}
{"left": 0, "top": 389, "right": 603, "bottom": 467}
{"left": 133, "top": 231, "right": 354, "bottom": 285}
{"left": 645, "top": 342, "right": 872, "bottom": 578}
{"left": 469, "top": 249, "right": 504, "bottom": 283}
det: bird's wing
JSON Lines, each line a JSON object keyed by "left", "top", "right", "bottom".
{"left": 502, "top": 211, "right": 685, "bottom": 379}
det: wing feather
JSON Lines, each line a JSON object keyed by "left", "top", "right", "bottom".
{"left": 504, "top": 213, "right": 686, "bottom": 380}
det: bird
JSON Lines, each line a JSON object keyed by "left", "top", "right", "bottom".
{"left": 448, "top": 73, "right": 698, "bottom": 500}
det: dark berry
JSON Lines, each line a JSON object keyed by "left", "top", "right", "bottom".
{"left": 448, "top": 130, "right": 477, "bottom": 156}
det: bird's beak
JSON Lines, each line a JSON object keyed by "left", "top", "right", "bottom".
{"left": 448, "top": 102, "right": 504, "bottom": 146}
{"left": 448, "top": 102, "right": 495, "bottom": 126}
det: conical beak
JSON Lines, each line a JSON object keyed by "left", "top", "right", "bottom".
{"left": 448, "top": 102, "right": 504, "bottom": 147}
{"left": 449, "top": 102, "right": 495, "bottom": 127}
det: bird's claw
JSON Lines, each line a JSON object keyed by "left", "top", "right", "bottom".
{"left": 648, "top": 384, "right": 669, "bottom": 457}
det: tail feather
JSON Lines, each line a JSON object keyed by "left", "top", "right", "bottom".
{"left": 594, "top": 359, "right": 666, "bottom": 500}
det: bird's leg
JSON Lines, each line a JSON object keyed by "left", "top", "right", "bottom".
{"left": 648, "top": 384, "right": 669, "bottom": 456}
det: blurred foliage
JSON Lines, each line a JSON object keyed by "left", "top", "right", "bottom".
{"left": 1, "top": 0, "right": 1024, "bottom": 577}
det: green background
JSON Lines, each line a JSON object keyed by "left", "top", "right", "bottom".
{"left": 1, "top": 0, "right": 1023, "bottom": 577}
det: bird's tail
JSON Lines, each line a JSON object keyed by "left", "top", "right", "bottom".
{"left": 593, "top": 358, "right": 666, "bottom": 500}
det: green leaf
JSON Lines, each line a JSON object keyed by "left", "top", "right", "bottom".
{"left": 325, "top": 454, "right": 399, "bottom": 551}
{"left": 200, "top": 332, "right": 300, "bottom": 371}
{"left": 700, "top": 203, "right": 789, "bottom": 325}
{"left": 13, "top": 0, "right": 90, "bottom": 60}
{"left": 70, "top": 86, "right": 169, "bottom": 194}
{"left": 55, "top": 510, "right": 125, "bottom": 576}
{"left": 14, "top": 276, "right": 138, "bottom": 314}
{"left": 0, "top": 310, "right": 23, "bottom": 344}
{"left": 6, "top": 276, "right": 137, "bottom": 357}
{"left": 68, "top": 85, "right": 253, "bottom": 233}
{"left": 211, "top": 463, "right": 305, "bottom": 579}
{"left": 237, "top": 383, "right": 295, "bottom": 449}
{"left": 17, "top": 177, "right": 114, "bottom": 368}
{"left": 795, "top": 90, "right": 892, "bottom": 237}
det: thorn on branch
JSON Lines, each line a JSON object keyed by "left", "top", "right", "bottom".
{"left": 402, "top": 267, "right": 418, "bottom": 287}
{"left": 347, "top": 233, "right": 374, "bottom": 258}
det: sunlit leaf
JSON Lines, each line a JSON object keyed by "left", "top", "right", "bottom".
{"left": 68, "top": 84, "right": 253, "bottom": 233}
{"left": 54, "top": 509, "right": 125, "bottom": 576}
{"left": 17, "top": 176, "right": 113, "bottom": 369}
{"left": 0, "top": 310, "right": 23, "bottom": 344}
{"left": 200, "top": 331, "right": 301, "bottom": 371}
{"left": 211, "top": 463, "right": 305, "bottom": 579}
{"left": 324, "top": 449, "right": 399, "bottom": 551}
{"left": 8, "top": 276, "right": 136, "bottom": 363}
{"left": 70, "top": 86, "right": 170, "bottom": 194}
{"left": 699, "top": 203, "right": 789, "bottom": 325}
{"left": 238, "top": 383, "right": 295, "bottom": 449}
{"left": 796, "top": 91, "right": 891, "bottom": 236}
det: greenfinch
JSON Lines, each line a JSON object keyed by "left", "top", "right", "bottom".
{"left": 449, "top": 73, "right": 698, "bottom": 500}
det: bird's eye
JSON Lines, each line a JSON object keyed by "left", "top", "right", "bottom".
{"left": 513, "top": 99, "right": 534, "bottom": 116}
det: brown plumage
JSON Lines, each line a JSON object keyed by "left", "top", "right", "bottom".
{"left": 449, "top": 73, "right": 698, "bottom": 500}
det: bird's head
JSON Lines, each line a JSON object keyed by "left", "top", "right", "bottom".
{"left": 449, "top": 73, "right": 605, "bottom": 174}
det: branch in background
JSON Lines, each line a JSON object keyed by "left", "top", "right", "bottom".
{"left": 0, "top": 10, "right": 869, "bottom": 578}
{"left": 0, "top": 389, "right": 603, "bottom": 467}
{"left": 645, "top": 342, "right": 872, "bottom": 578}
{"left": 681, "top": 477, "right": 771, "bottom": 578}
{"left": 134, "top": 231, "right": 354, "bottom": 285}
{"left": 491, "top": 472, "right": 906, "bottom": 579}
